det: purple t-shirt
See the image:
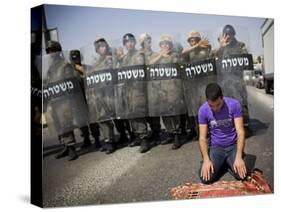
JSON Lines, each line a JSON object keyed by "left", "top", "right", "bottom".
{"left": 198, "top": 97, "right": 242, "bottom": 147}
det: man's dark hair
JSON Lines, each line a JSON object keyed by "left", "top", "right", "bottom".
{"left": 205, "top": 83, "right": 223, "bottom": 101}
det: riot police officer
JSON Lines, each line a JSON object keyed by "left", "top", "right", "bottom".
{"left": 116, "top": 33, "right": 150, "bottom": 153}
{"left": 181, "top": 31, "right": 213, "bottom": 139}
{"left": 89, "top": 38, "right": 117, "bottom": 154}
{"left": 149, "top": 35, "right": 183, "bottom": 150}
{"left": 69, "top": 49, "right": 101, "bottom": 150}
{"left": 214, "top": 25, "right": 252, "bottom": 137}
{"left": 139, "top": 32, "right": 162, "bottom": 146}
{"left": 45, "top": 41, "right": 81, "bottom": 161}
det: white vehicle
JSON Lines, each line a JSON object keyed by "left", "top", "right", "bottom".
{"left": 261, "top": 19, "right": 274, "bottom": 94}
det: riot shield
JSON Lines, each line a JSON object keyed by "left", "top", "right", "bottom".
{"left": 146, "top": 34, "right": 186, "bottom": 117}
{"left": 114, "top": 44, "right": 148, "bottom": 119}
{"left": 182, "top": 58, "right": 217, "bottom": 116}
{"left": 181, "top": 30, "right": 218, "bottom": 116}
{"left": 214, "top": 25, "right": 253, "bottom": 120}
{"left": 43, "top": 51, "right": 88, "bottom": 136}
{"left": 147, "top": 63, "right": 186, "bottom": 117}
{"left": 81, "top": 44, "right": 116, "bottom": 123}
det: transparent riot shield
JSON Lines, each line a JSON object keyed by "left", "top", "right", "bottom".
{"left": 42, "top": 51, "right": 88, "bottom": 136}
{"left": 147, "top": 35, "right": 186, "bottom": 117}
{"left": 181, "top": 30, "right": 217, "bottom": 116}
{"left": 147, "top": 63, "right": 186, "bottom": 117}
{"left": 182, "top": 58, "right": 217, "bottom": 116}
{"left": 113, "top": 41, "right": 148, "bottom": 119}
{"left": 213, "top": 25, "right": 253, "bottom": 124}
{"left": 80, "top": 43, "right": 116, "bottom": 123}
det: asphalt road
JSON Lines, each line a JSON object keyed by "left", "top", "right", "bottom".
{"left": 42, "top": 85, "right": 274, "bottom": 207}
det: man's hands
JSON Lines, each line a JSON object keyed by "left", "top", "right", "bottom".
{"left": 218, "top": 33, "right": 230, "bottom": 48}
{"left": 197, "top": 37, "right": 210, "bottom": 48}
{"left": 233, "top": 157, "right": 247, "bottom": 179}
{"left": 74, "top": 64, "right": 85, "bottom": 76}
{"left": 182, "top": 37, "right": 209, "bottom": 55}
{"left": 160, "top": 48, "right": 172, "bottom": 57}
{"left": 201, "top": 159, "right": 214, "bottom": 182}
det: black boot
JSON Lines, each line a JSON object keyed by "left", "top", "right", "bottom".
{"left": 80, "top": 126, "right": 92, "bottom": 149}
{"left": 118, "top": 133, "right": 128, "bottom": 144}
{"left": 94, "top": 136, "right": 101, "bottom": 149}
{"left": 187, "top": 127, "right": 198, "bottom": 140}
{"left": 128, "top": 137, "right": 141, "bottom": 147}
{"left": 148, "top": 132, "right": 160, "bottom": 146}
{"left": 161, "top": 132, "right": 173, "bottom": 145}
{"left": 129, "top": 132, "right": 136, "bottom": 144}
{"left": 68, "top": 146, "right": 78, "bottom": 161}
{"left": 105, "top": 142, "right": 116, "bottom": 154}
{"left": 80, "top": 137, "right": 92, "bottom": 149}
{"left": 171, "top": 134, "right": 182, "bottom": 150}
{"left": 55, "top": 145, "right": 68, "bottom": 159}
{"left": 139, "top": 139, "right": 150, "bottom": 153}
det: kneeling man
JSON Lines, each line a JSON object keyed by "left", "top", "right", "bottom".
{"left": 198, "top": 83, "right": 250, "bottom": 184}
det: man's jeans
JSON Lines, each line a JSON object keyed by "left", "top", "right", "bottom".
{"left": 199, "top": 144, "right": 250, "bottom": 184}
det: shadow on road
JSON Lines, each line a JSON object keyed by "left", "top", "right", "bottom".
{"left": 250, "top": 118, "right": 270, "bottom": 137}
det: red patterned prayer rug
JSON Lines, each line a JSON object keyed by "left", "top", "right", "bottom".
{"left": 169, "top": 169, "right": 272, "bottom": 199}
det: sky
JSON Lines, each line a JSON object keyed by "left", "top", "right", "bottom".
{"left": 41, "top": 4, "right": 266, "bottom": 57}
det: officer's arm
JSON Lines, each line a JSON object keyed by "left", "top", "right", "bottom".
{"left": 181, "top": 45, "right": 197, "bottom": 56}
{"left": 234, "top": 117, "right": 245, "bottom": 159}
{"left": 199, "top": 124, "right": 209, "bottom": 161}
{"left": 74, "top": 64, "right": 85, "bottom": 77}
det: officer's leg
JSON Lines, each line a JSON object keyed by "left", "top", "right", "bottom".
{"left": 239, "top": 82, "right": 252, "bottom": 138}
{"left": 124, "top": 119, "right": 135, "bottom": 142}
{"left": 242, "top": 104, "right": 253, "bottom": 138}
{"left": 55, "top": 135, "right": 68, "bottom": 159}
{"left": 199, "top": 145, "right": 226, "bottom": 184}
{"left": 170, "top": 115, "right": 182, "bottom": 150}
{"left": 147, "top": 116, "right": 161, "bottom": 146}
{"left": 56, "top": 131, "right": 78, "bottom": 161}
{"left": 89, "top": 123, "right": 102, "bottom": 149}
{"left": 161, "top": 115, "right": 182, "bottom": 149}
{"left": 186, "top": 114, "right": 198, "bottom": 140}
{"left": 180, "top": 113, "right": 187, "bottom": 135}
{"left": 128, "top": 119, "right": 141, "bottom": 147}
{"left": 114, "top": 119, "right": 129, "bottom": 144}
{"left": 99, "top": 121, "right": 116, "bottom": 154}
{"left": 130, "top": 118, "right": 150, "bottom": 153}
{"left": 79, "top": 125, "right": 92, "bottom": 149}
{"left": 161, "top": 116, "right": 175, "bottom": 145}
